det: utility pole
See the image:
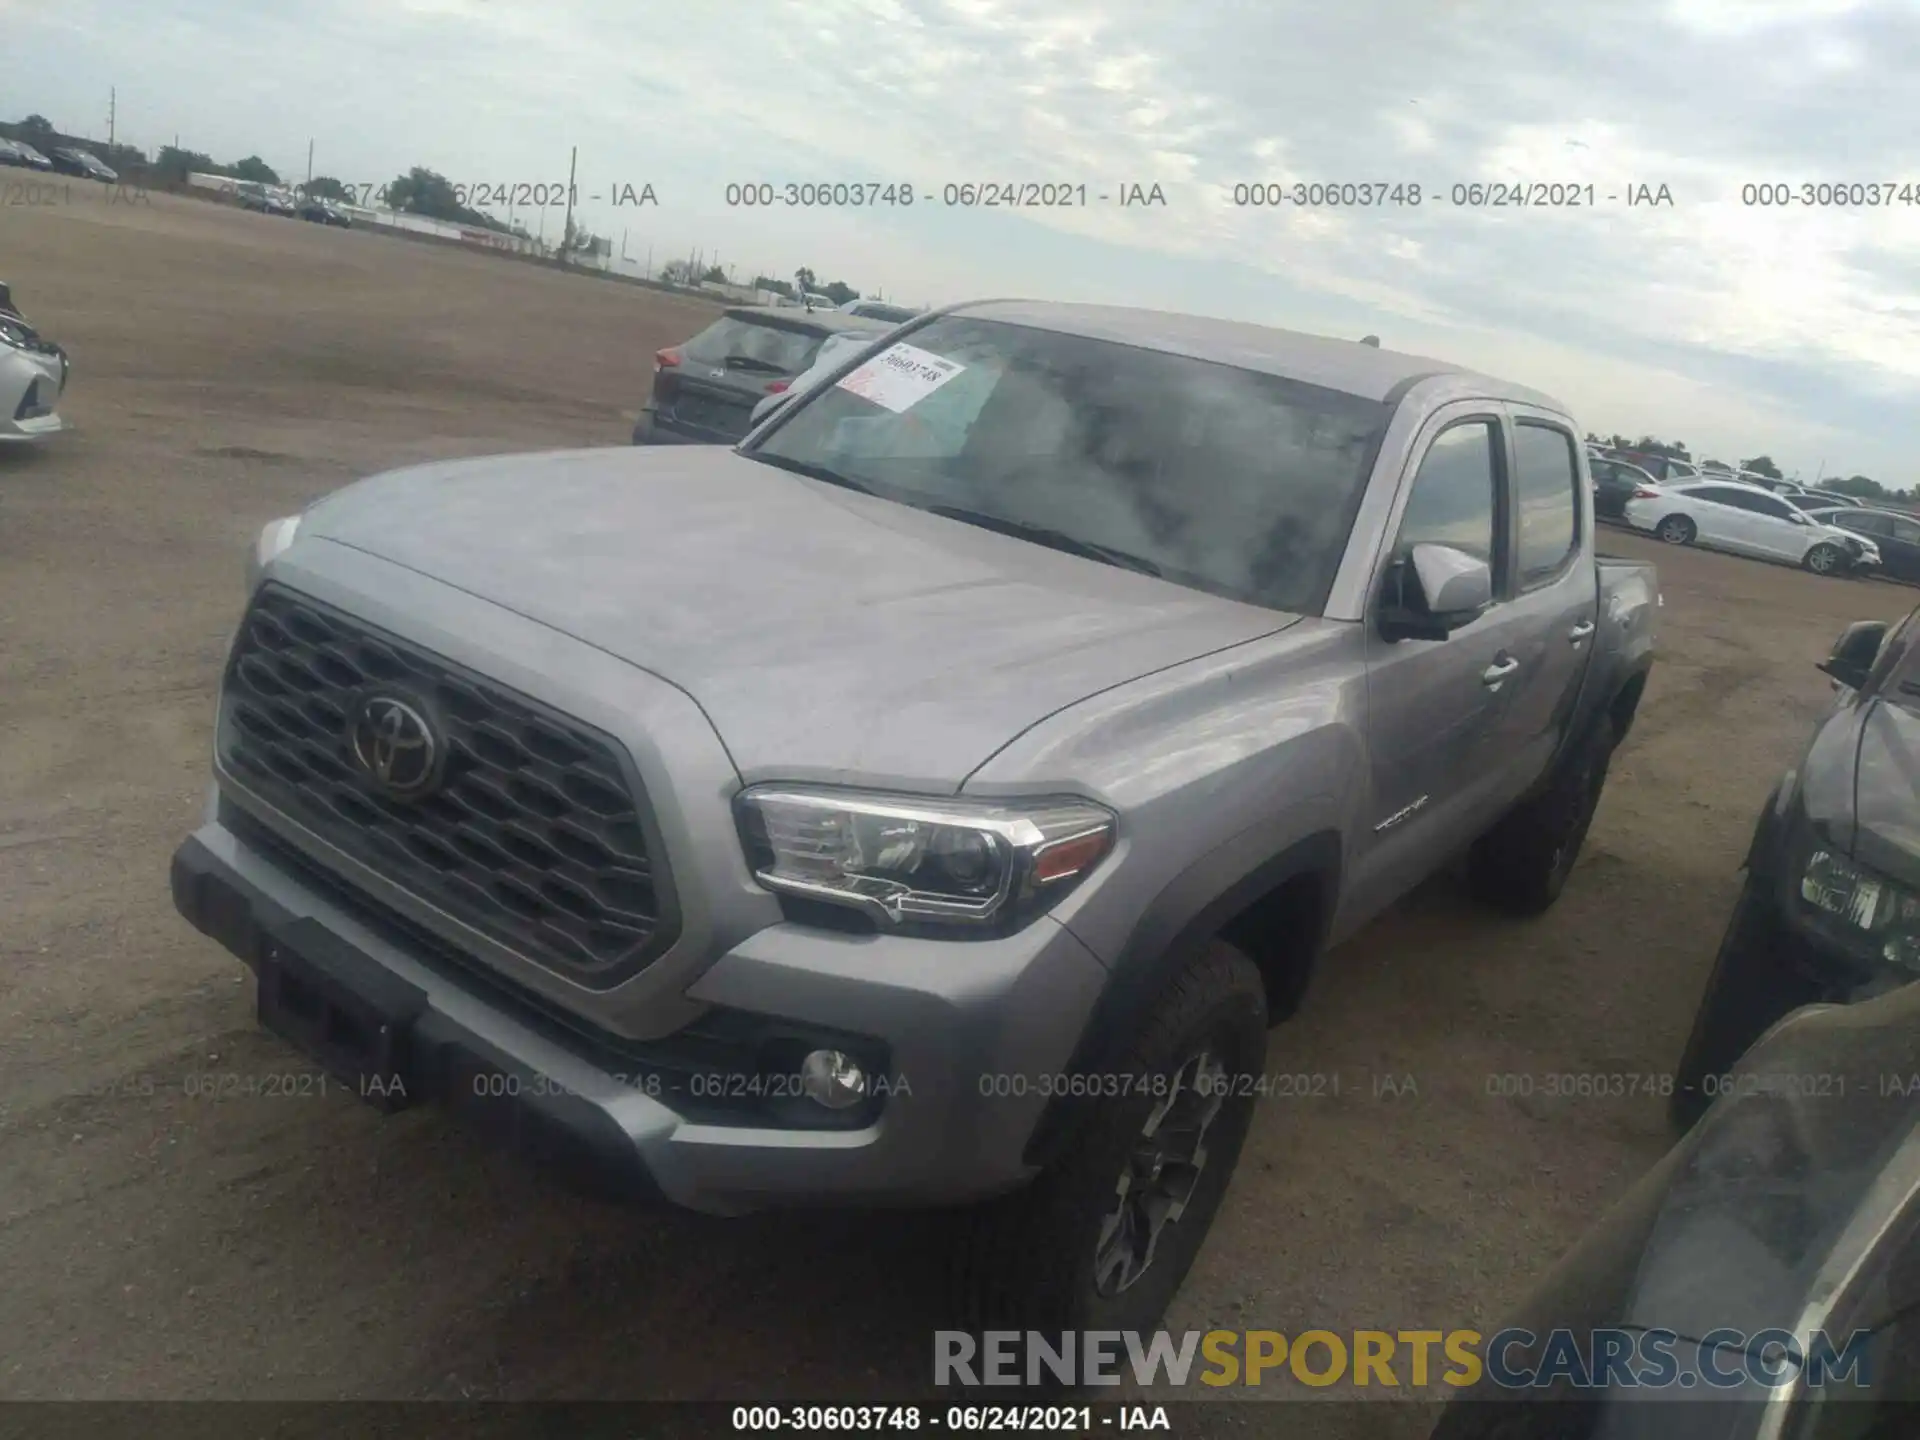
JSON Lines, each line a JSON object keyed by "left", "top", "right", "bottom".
{"left": 1814, "top": 458, "right": 1827, "bottom": 484}
{"left": 107, "top": 88, "right": 115, "bottom": 146}
{"left": 305, "top": 139, "right": 313, "bottom": 189}
{"left": 560, "top": 145, "right": 577, "bottom": 259}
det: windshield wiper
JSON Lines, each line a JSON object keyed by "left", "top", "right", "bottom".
{"left": 923, "top": 505, "right": 1165, "bottom": 578}
{"left": 723, "top": 353, "right": 787, "bottom": 374}
{"left": 748, "top": 451, "right": 878, "bottom": 494}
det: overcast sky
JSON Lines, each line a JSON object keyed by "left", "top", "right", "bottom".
{"left": 5, "top": 0, "right": 1917, "bottom": 483}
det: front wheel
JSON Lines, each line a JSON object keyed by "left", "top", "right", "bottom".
{"left": 952, "top": 940, "right": 1268, "bottom": 1336}
{"left": 1803, "top": 543, "right": 1844, "bottom": 575}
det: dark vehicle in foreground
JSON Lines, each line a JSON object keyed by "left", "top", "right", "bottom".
{"left": 1590, "top": 455, "right": 1658, "bottom": 521}
{"left": 0, "top": 280, "right": 72, "bottom": 443}
{"left": 1804, "top": 508, "right": 1920, "bottom": 586}
{"left": 632, "top": 304, "right": 886, "bottom": 445}
{"left": 0, "top": 139, "right": 55, "bottom": 171}
{"left": 48, "top": 146, "right": 117, "bottom": 183}
{"left": 173, "top": 302, "right": 1656, "bottom": 1332}
{"left": 1432, "top": 981, "right": 1920, "bottom": 1440}
{"left": 1672, "top": 604, "right": 1920, "bottom": 1129}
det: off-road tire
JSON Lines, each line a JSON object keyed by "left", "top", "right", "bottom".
{"left": 1468, "top": 718, "right": 1617, "bottom": 917}
{"left": 951, "top": 940, "right": 1268, "bottom": 1339}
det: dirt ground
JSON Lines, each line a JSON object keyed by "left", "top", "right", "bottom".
{"left": 1, "top": 189, "right": 1911, "bottom": 1434}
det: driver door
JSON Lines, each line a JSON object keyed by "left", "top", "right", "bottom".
{"left": 1346, "top": 404, "right": 1530, "bottom": 926}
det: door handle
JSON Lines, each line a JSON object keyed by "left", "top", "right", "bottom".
{"left": 1568, "top": 619, "right": 1596, "bottom": 643}
{"left": 1481, "top": 655, "right": 1521, "bottom": 688}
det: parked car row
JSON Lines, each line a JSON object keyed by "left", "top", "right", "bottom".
{"left": 0, "top": 138, "right": 119, "bottom": 181}
{"left": 1623, "top": 476, "right": 1879, "bottom": 575}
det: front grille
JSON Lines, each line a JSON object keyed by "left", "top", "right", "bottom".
{"left": 219, "top": 585, "right": 677, "bottom": 986}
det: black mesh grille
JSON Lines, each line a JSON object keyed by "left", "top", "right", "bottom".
{"left": 218, "top": 585, "right": 676, "bottom": 985}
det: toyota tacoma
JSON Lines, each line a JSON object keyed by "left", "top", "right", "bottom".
{"left": 172, "top": 301, "right": 1658, "bottom": 1331}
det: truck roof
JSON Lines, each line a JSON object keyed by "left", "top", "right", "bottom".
{"left": 945, "top": 299, "right": 1570, "bottom": 413}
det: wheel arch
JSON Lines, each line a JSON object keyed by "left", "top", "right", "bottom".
{"left": 1021, "top": 829, "right": 1341, "bottom": 1168}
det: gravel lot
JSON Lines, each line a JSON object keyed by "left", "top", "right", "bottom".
{"left": 2, "top": 189, "right": 1911, "bottom": 1433}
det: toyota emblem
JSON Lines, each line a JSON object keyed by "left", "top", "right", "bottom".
{"left": 349, "top": 694, "right": 442, "bottom": 799}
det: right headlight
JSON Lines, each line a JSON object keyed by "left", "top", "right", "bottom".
{"left": 735, "top": 785, "right": 1116, "bottom": 932}
{"left": 247, "top": 513, "right": 303, "bottom": 593}
{"left": 1800, "top": 848, "right": 1920, "bottom": 975}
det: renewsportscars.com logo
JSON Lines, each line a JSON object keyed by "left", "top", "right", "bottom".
{"left": 934, "top": 1328, "right": 1876, "bottom": 1392}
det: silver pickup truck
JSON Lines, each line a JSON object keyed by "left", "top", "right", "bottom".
{"left": 171, "top": 301, "right": 1658, "bottom": 1334}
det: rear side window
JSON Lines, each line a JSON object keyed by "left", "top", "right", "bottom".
{"left": 1395, "top": 420, "right": 1500, "bottom": 564}
{"left": 1513, "top": 423, "right": 1580, "bottom": 586}
{"left": 681, "top": 316, "right": 826, "bottom": 375}
{"left": 1893, "top": 517, "right": 1920, "bottom": 545}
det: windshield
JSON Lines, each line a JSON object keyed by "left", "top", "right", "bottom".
{"left": 744, "top": 315, "right": 1392, "bottom": 615}
{"left": 682, "top": 315, "right": 827, "bottom": 375}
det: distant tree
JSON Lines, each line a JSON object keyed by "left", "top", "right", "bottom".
{"left": 19, "top": 114, "right": 56, "bottom": 142}
{"left": 702, "top": 264, "right": 728, "bottom": 282}
{"left": 301, "top": 175, "right": 352, "bottom": 201}
{"left": 1822, "top": 475, "right": 1886, "bottom": 499}
{"left": 1739, "top": 455, "right": 1783, "bottom": 480}
{"left": 821, "top": 279, "right": 859, "bottom": 305}
{"left": 753, "top": 275, "right": 794, "bottom": 298}
{"left": 1630, "top": 435, "right": 1691, "bottom": 459}
{"left": 794, "top": 266, "right": 817, "bottom": 292}
{"left": 153, "top": 145, "right": 225, "bottom": 181}
{"left": 386, "top": 166, "right": 506, "bottom": 230}
{"left": 1701, "top": 459, "right": 1733, "bottom": 472}
{"left": 231, "top": 155, "right": 280, "bottom": 184}
{"left": 659, "top": 258, "right": 696, "bottom": 284}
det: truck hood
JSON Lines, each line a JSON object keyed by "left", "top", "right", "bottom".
{"left": 301, "top": 446, "right": 1295, "bottom": 788}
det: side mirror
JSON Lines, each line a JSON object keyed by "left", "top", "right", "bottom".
{"left": 1378, "top": 543, "right": 1493, "bottom": 642}
{"left": 1817, "top": 620, "right": 1888, "bottom": 691}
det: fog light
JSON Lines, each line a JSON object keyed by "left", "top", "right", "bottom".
{"left": 799, "top": 1049, "right": 868, "bottom": 1110}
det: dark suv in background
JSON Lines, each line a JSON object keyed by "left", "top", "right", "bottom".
{"left": 632, "top": 306, "right": 885, "bottom": 445}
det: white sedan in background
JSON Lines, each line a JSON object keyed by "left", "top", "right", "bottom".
{"left": 1622, "top": 477, "right": 1880, "bottom": 576}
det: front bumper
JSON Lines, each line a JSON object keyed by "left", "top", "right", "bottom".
{"left": 0, "top": 346, "right": 68, "bottom": 441}
{"left": 171, "top": 801, "right": 1110, "bottom": 1215}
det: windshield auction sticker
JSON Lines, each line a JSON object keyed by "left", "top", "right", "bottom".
{"left": 834, "top": 343, "right": 965, "bottom": 413}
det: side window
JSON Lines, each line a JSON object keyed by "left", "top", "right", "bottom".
{"left": 1753, "top": 495, "right": 1799, "bottom": 521}
{"left": 1891, "top": 518, "right": 1920, "bottom": 545}
{"left": 1392, "top": 419, "right": 1500, "bottom": 566}
{"left": 1512, "top": 422, "right": 1580, "bottom": 587}
{"left": 1692, "top": 485, "right": 1742, "bottom": 507}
